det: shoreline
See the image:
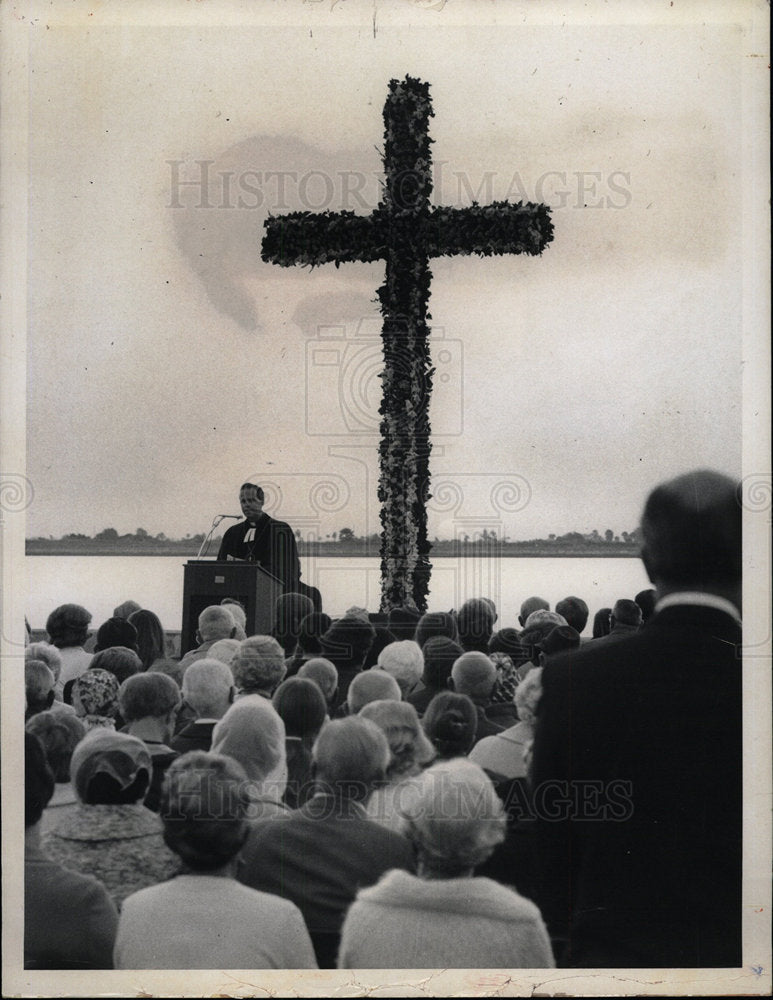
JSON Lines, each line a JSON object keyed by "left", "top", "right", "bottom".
{"left": 25, "top": 548, "right": 641, "bottom": 559}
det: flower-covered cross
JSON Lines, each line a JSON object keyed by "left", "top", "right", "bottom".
{"left": 262, "top": 76, "right": 554, "bottom": 612}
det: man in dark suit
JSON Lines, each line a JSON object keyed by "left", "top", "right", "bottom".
{"left": 530, "top": 469, "right": 742, "bottom": 968}
{"left": 236, "top": 716, "right": 414, "bottom": 968}
{"left": 217, "top": 482, "right": 301, "bottom": 589}
{"left": 170, "top": 658, "right": 235, "bottom": 755}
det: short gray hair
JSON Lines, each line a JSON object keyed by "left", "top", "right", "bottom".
{"left": 347, "top": 669, "right": 401, "bottom": 714}
{"left": 401, "top": 758, "right": 506, "bottom": 872}
{"left": 26, "top": 642, "right": 63, "bottom": 683}
{"left": 182, "top": 658, "right": 234, "bottom": 717}
{"left": 232, "top": 635, "right": 286, "bottom": 695}
{"left": 198, "top": 605, "right": 236, "bottom": 642}
{"left": 376, "top": 640, "right": 424, "bottom": 696}
{"left": 26, "top": 660, "right": 55, "bottom": 707}
{"left": 450, "top": 652, "right": 497, "bottom": 699}
{"left": 118, "top": 671, "right": 181, "bottom": 722}
{"left": 297, "top": 657, "right": 338, "bottom": 703}
{"left": 312, "top": 716, "right": 389, "bottom": 792}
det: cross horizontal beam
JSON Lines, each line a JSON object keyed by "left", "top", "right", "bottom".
{"left": 262, "top": 200, "right": 553, "bottom": 269}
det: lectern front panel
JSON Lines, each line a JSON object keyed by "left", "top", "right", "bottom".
{"left": 180, "top": 561, "right": 281, "bottom": 655}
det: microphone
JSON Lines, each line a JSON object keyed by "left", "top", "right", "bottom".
{"left": 196, "top": 514, "right": 241, "bottom": 558}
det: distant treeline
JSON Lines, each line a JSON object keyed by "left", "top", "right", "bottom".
{"left": 26, "top": 526, "right": 641, "bottom": 558}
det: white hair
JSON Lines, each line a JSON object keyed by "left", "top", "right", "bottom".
{"left": 347, "top": 669, "right": 401, "bottom": 714}
{"left": 401, "top": 758, "right": 506, "bottom": 872}
{"left": 207, "top": 638, "right": 240, "bottom": 666}
{"left": 221, "top": 601, "right": 247, "bottom": 630}
{"left": 182, "top": 658, "right": 235, "bottom": 718}
{"left": 232, "top": 635, "right": 286, "bottom": 695}
{"left": 297, "top": 657, "right": 338, "bottom": 703}
{"left": 26, "top": 642, "right": 63, "bottom": 683}
{"left": 198, "top": 605, "right": 236, "bottom": 642}
{"left": 514, "top": 666, "right": 543, "bottom": 726}
{"left": 376, "top": 640, "right": 424, "bottom": 696}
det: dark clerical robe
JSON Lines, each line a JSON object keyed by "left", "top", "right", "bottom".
{"left": 217, "top": 513, "right": 300, "bottom": 589}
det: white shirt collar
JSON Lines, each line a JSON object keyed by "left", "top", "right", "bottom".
{"left": 655, "top": 591, "right": 741, "bottom": 624}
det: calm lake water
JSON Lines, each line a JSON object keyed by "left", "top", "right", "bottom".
{"left": 26, "top": 554, "right": 650, "bottom": 634}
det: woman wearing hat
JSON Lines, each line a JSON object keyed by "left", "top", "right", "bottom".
{"left": 42, "top": 729, "right": 179, "bottom": 908}
{"left": 71, "top": 668, "right": 120, "bottom": 732}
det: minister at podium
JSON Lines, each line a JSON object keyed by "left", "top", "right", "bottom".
{"left": 217, "top": 482, "right": 300, "bottom": 590}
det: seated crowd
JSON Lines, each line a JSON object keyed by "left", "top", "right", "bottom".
{"left": 23, "top": 470, "right": 741, "bottom": 972}
{"left": 23, "top": 584, "right": 648, "bottom": 972}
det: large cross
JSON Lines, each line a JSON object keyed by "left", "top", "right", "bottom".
{"left": 262, "top": 76, "right": 554, "bottom": 613}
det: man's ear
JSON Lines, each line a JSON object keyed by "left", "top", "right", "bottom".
{"left": 195, "top": 630, "right": 202, "bottom": 645}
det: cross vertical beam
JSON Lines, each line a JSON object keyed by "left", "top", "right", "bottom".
{"left": 261, "top": 76, "right": 554, "bottom": 612}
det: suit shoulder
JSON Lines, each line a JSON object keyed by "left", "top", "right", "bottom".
{"left": 542, "top": 632, "right": 646, "bottom": 684}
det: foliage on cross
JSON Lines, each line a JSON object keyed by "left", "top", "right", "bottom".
{"left": 262, "top": 75, "right": 554, "bottom": 612}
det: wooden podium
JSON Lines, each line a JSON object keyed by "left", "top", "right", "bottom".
{"left": 180, "top": 560, "right": 282, "bottom": 655}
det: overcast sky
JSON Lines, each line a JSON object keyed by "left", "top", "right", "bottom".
{"left": 23, "top": 3, "right": 757, "bottom": 544}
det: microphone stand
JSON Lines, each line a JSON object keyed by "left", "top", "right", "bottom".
{"left": 196, "top": 515, "right": 240, "bottom": 559}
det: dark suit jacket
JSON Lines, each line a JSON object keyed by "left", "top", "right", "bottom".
{"left": 217, "top": 513, "right": 300, "bottom": 588}
{"left": 472, "top": 704, "right": 505, "bottom": 743}
{"left": 170, "top": 719, "right": 216, "bottom": 755}
{"left": 236, "top": 792, "right": 414, "bottom": 967}
{"left": 530, "top": 602, "right": 742, "bottom": 968}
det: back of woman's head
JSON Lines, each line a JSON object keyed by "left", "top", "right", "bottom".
{"left": 70, "top": 729, "right": 152, "bottom": 805}
{"left": 358, "top": 699, "right": 435, "bottom": 779}
{"left": 514, "top": 666, "right": 543, "bottom": 726}
{"left": 274, "top": 593, "right": 315, "bottom": 642}
{"left": 211, "top": 695, "right": 286, "bottom": 786}
{"left": 26, "top": 642, "right": 63, "bottom": 683}
{"left": 401, "top": 758, "right": 506, "bottom": 874}
{"left": 455, "top": 599, "right": 496, "bottom": 652}
{"left": 421, "top": 636, "right": 464, "bottom": 690}
{"left": 25, "top": 732, "right": 55, "bottom": 827}
{"left": 118, "top": 670, "right": 181, "bottom": 723}
{"left": 296, "top": 612, "right": 332, "bottom": 655}
{"left": 414, "top": 612, "right": 459, "bottom": 650}
{"left": 26, "top": 711, "right": 87, "bottom": 782}
{"left": 272, "top": 676, "right": 327, "bottom": 739}
{"left": 161, "top": 751, "right": 250, "bottom": 871}
{"left": 488, "top": 627, "right": 526, "bottom": 659}
{"left": 94, "top": 616, "right": 138, "bottom": 654}
{"left": 46, "top": 604, "right": 91, "bottom": 649}
{"left": 592, "top": 607, "right": 612, "bottom": 638}
{"left": 128, "top": 609, "right": 166, "bottom": 669}
{"left": 320, "top": 616, "right": 376, "bottom": 667}
{"left": 91, "top": 646, "right": 143, "bottom": 685}
{"left": 422, "top": 691, "right": 478, "bottom": 758}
